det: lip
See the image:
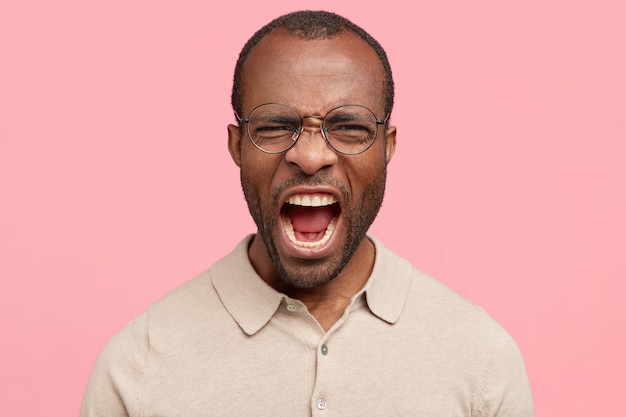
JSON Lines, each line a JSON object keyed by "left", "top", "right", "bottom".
{"left": 277, "top": 185, "right": 344, "bottom": 259}
{"left": 279, "top": 185, "right": 343, "bottom": 206}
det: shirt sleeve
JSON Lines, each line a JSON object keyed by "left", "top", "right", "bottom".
{"left": 476, "top": 321, "right": 535, "bottom": 417}
{"left": 80, "top": 313, "right": 150, "bottom": 417}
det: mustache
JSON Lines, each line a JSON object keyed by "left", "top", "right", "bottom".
{"left": 271, "top": 172, "right": 348, "bottom": 205}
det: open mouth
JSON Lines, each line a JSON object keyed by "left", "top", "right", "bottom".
{"left": 280, "top": 193, "right": 340, "bottom": 249}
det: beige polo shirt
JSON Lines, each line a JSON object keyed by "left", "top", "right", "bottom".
{"left": 81, "top": 235, "right": 534, "bottom": 416}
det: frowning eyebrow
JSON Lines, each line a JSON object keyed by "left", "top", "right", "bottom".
{"left": 258, "top": 115, "right": 300, "bottom": 124}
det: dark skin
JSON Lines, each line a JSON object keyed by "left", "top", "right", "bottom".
{"left": 228, "top": 30, "right": 396, "bottom": 331}
{"left": 252, "top": 232, "right": 376, "bottom": 331}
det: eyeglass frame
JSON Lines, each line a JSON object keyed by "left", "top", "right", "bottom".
{"left": 235, "top": 103, "right": 389, "bottom": 155}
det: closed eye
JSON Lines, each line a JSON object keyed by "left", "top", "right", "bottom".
{"left": 332, "top": 123, "right": 370, "bottom": 131}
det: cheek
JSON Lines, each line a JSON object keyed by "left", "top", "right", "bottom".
{"left": 345, "top": 149, "right": 388, "bottom": 189}
{"left": 240, "top": 150, "right": 284, "bottom": 197}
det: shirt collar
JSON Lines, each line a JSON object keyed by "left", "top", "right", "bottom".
{"left": 364, "top": 235, "right": 414, "bottom": 324}
{"left": 210, "top": 235, "right": 413, "bottom": 335}
{"left": 210, "top": 235, "right": 283, "bottom": 335}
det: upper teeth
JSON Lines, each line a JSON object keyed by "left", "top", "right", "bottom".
{"left": 286, "top": 193, "right": 336, "bottom": 207}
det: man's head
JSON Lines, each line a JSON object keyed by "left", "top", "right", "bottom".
{"left": 228, "top": 11, "right": 396, "bottom": 290}
{"left": 231, "top": 11, "right": 395, "bottom": 122}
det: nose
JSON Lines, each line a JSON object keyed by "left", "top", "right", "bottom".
{"left": 284, "top": 124, "right": 338, "bottom": 175}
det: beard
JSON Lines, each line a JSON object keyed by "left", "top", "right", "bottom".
{"left": 240, "top": 166, "right": 387, "bottom": 289}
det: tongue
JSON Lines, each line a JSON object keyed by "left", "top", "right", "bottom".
{"left": 288, "top": 205, "right": 335, "bottom": 233}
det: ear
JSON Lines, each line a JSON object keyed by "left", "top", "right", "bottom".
{"left": 384, "top": 125, "right": 397, "bottom": 164}
{"left": 227, "top": 124, "right": 243, "bottom": 167}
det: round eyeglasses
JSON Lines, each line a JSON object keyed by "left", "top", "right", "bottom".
{"left": 236, "top": 103, "right": 388, "bottom": 155}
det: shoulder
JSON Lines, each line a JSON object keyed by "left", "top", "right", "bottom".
{"left": 371, "top": 238, "right": 534, "bottom": 415}
{"left": 399, "top": 253, "right": 522, "bottom": 358}
{"left": 94, "top": 236, "right": 255, "bottom": 360}
{"left": 370, "top": 236, "right": 512, "bottom": 339}
{"left": 93, "top": 269, "right": 216, "bottom": 365}
{"left": 80, "top": 269, "right": 220, "bottom": 416}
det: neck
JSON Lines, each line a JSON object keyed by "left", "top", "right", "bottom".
{"left": 250, "top": 236, "right": 376, "bottom": 331}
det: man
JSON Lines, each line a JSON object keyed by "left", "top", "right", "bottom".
{"left": 81, "top": 10, "right": 534, "bottom": 416}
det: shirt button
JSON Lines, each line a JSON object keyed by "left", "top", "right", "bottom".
{"left": 321, "top": 344, "right": 329, "bottom": 355}
{"left": 286, "top": 304, "right": 298, "bottom": 312}
{"left": 315, "top": 398, "right": 327, "bottom": 410}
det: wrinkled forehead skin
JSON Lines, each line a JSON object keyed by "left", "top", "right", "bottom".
{"left": 239, "top": 29, "right": 388, "bottom": 118}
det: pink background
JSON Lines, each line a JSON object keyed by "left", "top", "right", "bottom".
{"left": 1, "top": 0, "right": 625, "bottom": 415}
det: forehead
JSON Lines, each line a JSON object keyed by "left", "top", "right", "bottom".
{"left": 240, "top": 30, "right": 386, "bottom": 115}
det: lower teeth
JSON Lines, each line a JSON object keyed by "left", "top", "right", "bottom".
{"left": 283, "top": 216, "right": 337, "bottom": 248}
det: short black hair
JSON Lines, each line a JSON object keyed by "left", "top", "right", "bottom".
{"left": 231, "top": 10, "right": 394, "bottom": 121}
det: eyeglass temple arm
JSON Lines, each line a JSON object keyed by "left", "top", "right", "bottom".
{"left": 234, "top": 112, "right": 249, "bottom": 125}
{"left": 377, "top": 112, "right": 391, "bottom": 125}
